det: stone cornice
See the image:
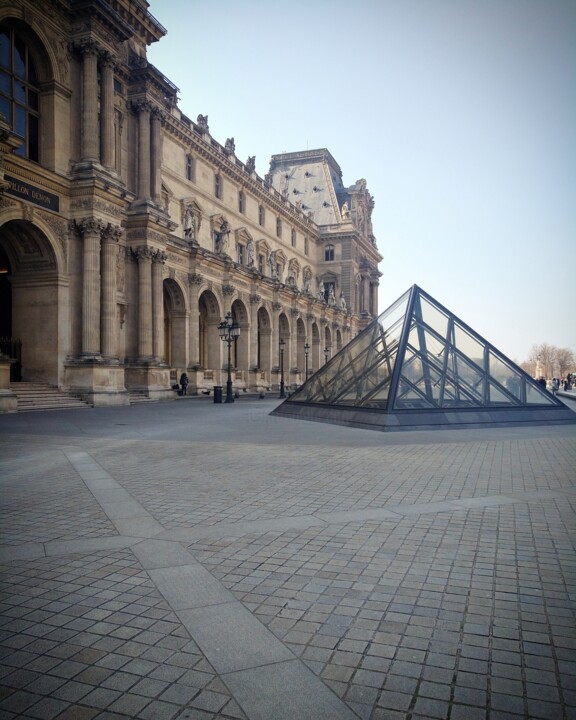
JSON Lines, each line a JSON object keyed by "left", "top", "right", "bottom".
{"left": 161, "top": 114, "right": 317, "bottom": 237}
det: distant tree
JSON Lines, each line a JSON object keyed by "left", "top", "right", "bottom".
{"left": 528, "top": 343, "right": 557, "bottom": 379}
{"left": 556, "top": 347, "right": 575, "bottom": 377}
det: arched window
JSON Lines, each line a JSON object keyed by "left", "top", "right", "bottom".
{"left": 324, "top": 244, "right": 335, "bottom": 261}
{"left": 0, "top": 26, "right": 40, "bottom": 161}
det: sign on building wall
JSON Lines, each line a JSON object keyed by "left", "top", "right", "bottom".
{"left": 4, "top": 175, "right": 60, "bottom": 213}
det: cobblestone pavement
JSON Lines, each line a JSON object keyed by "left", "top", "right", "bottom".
{"left": 0, "top": 398, "right": 575, "bottom": 719}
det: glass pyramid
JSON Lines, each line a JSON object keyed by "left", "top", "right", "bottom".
{"left": 272, "top": 285, "right": 576, "bottom": 431}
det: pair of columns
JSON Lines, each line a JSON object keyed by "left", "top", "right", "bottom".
{"left": 77, "top": 38, "right": 164, "bottom": 204}
{"left": 132, "top": 246, "right": 167, "bottom": 362}
{"left": 76, "top": 218, "right": 122, "bottom": 360}
{"left": 76, "top": 40, "right": 116, "bottom": 170}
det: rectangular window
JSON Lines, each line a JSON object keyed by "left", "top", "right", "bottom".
{"left": 259, "top": 205, "right": 265, "bottom": 226}
{"left": 291, "top": 229, "right": 296, "bottom": 248}
{"left": 237, "top": 244, "right": 245, "bottom": 265}
{"left": 186, "top": 155, "right": 194, "bottom": 182}
{"left": 258, "top": 254, "right": 264, "bottom": 273}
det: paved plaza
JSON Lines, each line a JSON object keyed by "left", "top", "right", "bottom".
{"left": 0, "top": 397, "right": 575, "bottom": 720}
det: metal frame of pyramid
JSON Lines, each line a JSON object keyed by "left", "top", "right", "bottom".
{"left": 272, "top": 285, "right": 576, "bottom": 431}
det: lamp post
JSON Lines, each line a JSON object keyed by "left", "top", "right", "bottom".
{"left": 279, "top": 338, "right": 286, "bottom": 399}
{"left": 218, "top": 311, "right": 240, "bottom": 403}
{"left": 324, "top": 345, "right": 331, "bottom": 365}
{"left": 304, "top": 341, "right": 310, "bottom": 380}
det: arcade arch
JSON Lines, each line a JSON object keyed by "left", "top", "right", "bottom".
{"left": 0, "top": 218, "right": 64, "bottom": 385}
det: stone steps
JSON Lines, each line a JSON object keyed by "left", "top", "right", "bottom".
{"left": 127, "top": 391, "right": 156, "bottom": 405}
{"left": 9, "top": 382, "right": 92, "bottom": 412}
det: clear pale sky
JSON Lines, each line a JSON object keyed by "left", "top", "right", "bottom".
{"left": 147, "top": 0, "right": 575, "bottom": 364}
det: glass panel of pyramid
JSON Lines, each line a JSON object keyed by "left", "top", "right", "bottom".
{"left": 275, "top": 285, "right": 574, "bottom": 431}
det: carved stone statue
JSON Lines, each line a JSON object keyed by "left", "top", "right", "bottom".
{"left": 339, "top": 291, "right": 347, "bottom": 310}
{"left": 328, "top": 286, "right": 336, "bottom": 306}
{"left": 341, "top": 202, "right": 350, "bottom": 220}
{"left": 225, "top": 137, "right": 235, "bottom": 155}
{"left": 303, "top": 267, "right": 312, "bottom": 293}
{"left": 318, "top": 281, "right": 325, "bottom": 302}
{"left": 215, "top": 221, "right": 229, "bottom": 254}
{"left": 184, "top": 205, "right": 195, "bottom": 240}
{"left": 246, "top": 239, "right": 255, "bottom": 267}
{"left": 268, "top": 250, "right": 278, "bottom": 278}
{"left": 197, "top": 114, "right": 209, "bottom": 133}
{"left": 246, "top": 156, "right": 256, "bottom": 173}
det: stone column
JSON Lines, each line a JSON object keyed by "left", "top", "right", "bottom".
{"left": 152, "top": 250, "right": 167, "bottom": 362}
{"left": 271, "top": 303, "right": 280, "bottom": 374}
{"left": 77, "top": 217, "right": 105, "bottom": 357}
{"left": 79, "top": 40, "right": 100, "bottom": 164}
{"left": 134, "top": 246, "right": 153, "bottom": 361}
{"left": 100, "top": 52, "right": 116, "bottom": 170}
{"left": 134, "top": 100, "right": 151, "bottom": 202}
{"left": 101, "top": 224, "right": 122, "bottom": 359}
{"left": 362, "top": 276, "right": 369, "bottom": 313}
{"left": 188, "top": 274, "right": 202, "bottom": 368}
{"left": 151, "top": 107, "right": 164, "bottom": 205}
{"left": 249, "top": 294, "right": 261, "bottom": 370}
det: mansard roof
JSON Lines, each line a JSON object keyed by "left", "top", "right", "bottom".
{"left": 272, "top": 285, "right": 576, "bottom": 432}
{"left": 268, "top": 149, "right": 348, "bottom": 227}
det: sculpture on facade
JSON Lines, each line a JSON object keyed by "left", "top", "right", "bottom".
{"left": 215, "top": 221, "right": 230, "bottom": 254}
{"left": 340, "top": 291, "right": 347, "bottom": 311}
{"left": 225, "top": 137, "right": 235, "bottom": 155}
{"left": 328, "top": 286, "right": 336, "bottom": 306}
{"left": 268, "top": 250, "right": 278, "bottom": 278}
{"left": 246, "top": 156, "right": 256, "bottom": 173}
{"left": 183, "top": 205, "right": 195, "bottom": 240}
{"left": 318, "top": 281, "right": 325, "bottom": 302}
{"left": 303, "top": 267, "right": 312, "bottom": 293}
{"left": 246, "top": 239, "right": 255, "bottom": 267}
{"left": 341, "top": 201, "right": 350, "bottom": 220}
{"left": 197, "top": 114, "right": 209, "bottom": 133}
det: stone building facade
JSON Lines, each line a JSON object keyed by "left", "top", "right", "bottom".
{"left": 0, "top": 0, "right": 382, "bottom": 407}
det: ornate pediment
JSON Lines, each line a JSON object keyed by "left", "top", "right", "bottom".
{"left": 234, "top": 226, "right": 253, "bottom": 243}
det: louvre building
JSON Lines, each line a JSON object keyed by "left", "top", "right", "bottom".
{"left": 0, "top": 0, "right": 382, "bottom": 410}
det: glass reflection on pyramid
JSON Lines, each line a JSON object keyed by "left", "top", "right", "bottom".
{"left": 272, "top": 285, "right": 576, "bottom": 431}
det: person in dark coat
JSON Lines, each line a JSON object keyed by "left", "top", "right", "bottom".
{"left": 179, "top": 372, "right": 189, "bottom": 396}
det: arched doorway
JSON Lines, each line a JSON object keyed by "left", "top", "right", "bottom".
{"left": 0, "top": 219, "right": 63, "bottom": 385}
{"left": 257, "top": 306, "right": 271, "bottom": 382}
{"left": 198, "top": 289, "right": 222, "bottom": 379}
{"left": 231, "top": 299, "right": 249, "bottom": 390}
{"left": 163, "top": 278, "right": 187, "bottom": 374}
